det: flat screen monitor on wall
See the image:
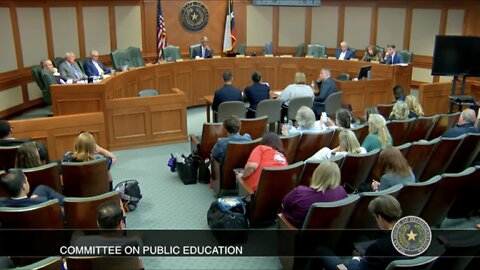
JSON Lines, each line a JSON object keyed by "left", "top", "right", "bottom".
{"left": 431, "top": 35, "right": 480, "bottom": 77}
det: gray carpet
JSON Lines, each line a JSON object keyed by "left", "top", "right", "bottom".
{"left": 110, "top": 107, "right": 282, "bottom": 270}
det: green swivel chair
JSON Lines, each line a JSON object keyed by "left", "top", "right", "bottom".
{"left": 127, "top": 47, "right": 145, "bottom": 67}
{"left": 238, "top": 43, "right": 246, "bottom": 55}
{"left": 294, "top": 43, "right": 305, "bottom": 57}
{"left": 397, "top": 49, "right": 414, "bottom": 64}
{"left": 306, "top": 44, "right": 327, "bottom": 58}
{"left": 189, "top": 44, "right": 201, "bottom": 59}
{"left": 162, "top": 45, "right": 182, "bottom": 61}
{"left": 110, "top": 49, "right": 132, "bottom": 71}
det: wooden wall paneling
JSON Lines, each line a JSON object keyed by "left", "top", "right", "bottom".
{"left": 255, "top": 61, "right": 278, "bottom": 90}
{"left": 43, "top": 6, "right": 54, "bottom": 59}
{"left": 193, "top": 63, "right": 214, "bottom": 104}
{"left": 337, "top": 3, "right": 345, "bottom": 46}
{"left": 235, "top": 0, "right": 248, "bottom": 49}
{"left": 304, "top": 7, "right": 312, "bottom": 48}
{"left": 76, "top": 3, "right": 86, "bottom": 57}
{"left": 173, "top": 63, "right": 194, "bottom": 106}
{"left": 230, "top": 59, "right": 253, "bottom": 90}
{"left": 212, "top": 59, "right": 236, "bottom": 90}
{"left": 418, "top": 82, "right": 457, "bottom": 115}
{"left": 278, "top": 61, "right": 299, "bottom": 90}
{"left": 9, "top": 4, "right": 23, "bottom": 70}
{"left": 137, "top": 69, "right": 156, "bottom": 91}
{"left": 370, "top": 5, "right": 378, "bottom": 46}
{"left": 51, "top": 85, "right": 105, "bottom": 115}
{"left": 109, "top": 108, "right": 148, "bottom": 144}
{"left": 9, "top": 112, "right": 106, "bottom": 160}
{"left": 150, "top": 103, "right": 186, "bottom": 138}
{"left": 403, "top": 6, "right": 412, "bottom": 50}
{"left": 108, "top": 4, "right": 117, "bottom": 51}
{"left": 155, "top": 68, "right": 173, "bottom": 93}
{"left": 142, "top": 0, "right": 156, "bottom": 59}
{"left": 272, "top": 7, "right": 279, "bottom": 54}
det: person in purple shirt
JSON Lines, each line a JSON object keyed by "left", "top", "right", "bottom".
{"left": 282, "top": 160, "right": 348, "bottom": 228}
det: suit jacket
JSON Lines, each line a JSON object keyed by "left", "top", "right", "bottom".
{"left": 59, "top": 61, "right": 87, "bottom": 81}
{"left": 336, "top": 48, "right": 356, "bottom": 60}
{"left": 315, "top": 77, "right": 337, "bottom": 103}
{"left": 211, "top": 84, "right": 243, "bottom": 112}
{"left": 83, "top": 59, "right": 111, "bottom": 77}
{"left": 385, "top": 53, "right": 404, "bottom": 64}
{"left": 244, "top": 82, "right": 270, "bottom": 110}
{"left": 442, "top": 123, "right": 480, "bottom": 138}
{"left": 192, "top": 46, "right": 213, "bottom": 59}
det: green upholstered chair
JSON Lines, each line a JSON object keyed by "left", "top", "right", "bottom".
{"left": 189, "top": 44, "right": 201, "bottom": 59}
{"left": 306, "top": 44, "right": 327, "bottom": 58}
{"left": 13, "top": 256, "right": 63, "bottom": 270}
{"left": 237, "top": 43, "right": 246, "bottom": 55}
{"left": 337, "top": 73, "right": 350, "bottom": 81}
{"left": 110, "top": 49, "right": 132, "bottom": 70}
{"left": 53, "top": 57, "right": 64, "bottom": 68}
{"left": 294, "top": 43, "right": 304, "bottom": 57}
{"left": 138, "top": 89, "right": 159, "bottom": 96}
{"left": 32, "top": 65, "right": 46, "bottom": 91}
{"left": 375, "top": 45, "right": 385, "bottom": 58}
{"left": 397, "top": 49, "right": 413, "bottom": 63}
{"left": 76, "top": 58, "right": 88, "bottom": 74}
{"left": 264, "top": 41, "right": 273, "bottom": 55}
{"left": 162, "top": 45, "right": 181, "bottom": 61}
{"left": 127, "top": 46, "right": 145, "bottom": 67}
{"left": 385, "top": 256, "right": 439, "bottom": 270}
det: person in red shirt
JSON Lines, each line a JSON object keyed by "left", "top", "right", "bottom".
{"left": 235, "top": 132, "right": 288, "bottom": 191}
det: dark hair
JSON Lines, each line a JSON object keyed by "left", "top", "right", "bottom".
{"left": 365, "top": 106, "right": 379, "bottom": 122}
{"left": 392, "top": 85, "right": 405, "bottom": 100}
{"left": 97, "top": 200, "right": 124, "bottom": 229}
{"left": 1, "top": 169, "right": 26, "bottom": 197}
{"left": 368, "top": 195, "right": 402, "bottom": 223}
{"left": 251, "top": 71, "right": 261, "bottom": 83}
{"left": 0, "top": 120, "right": 11, "bottom": 139}
{"left": 335, "top": 108, "right": 352, "bottom": 129}
{"left": 261, "top": 132, "right": 285, "bottom": 154}
{"left": 223, "top": 115, "right": 241, "bottom": 134}
{"left": 16, "top": 142, "right": 42, "bottom": 169}
{"left": 387, "top": 44, "right": 396, "bottom": 49}
{"left": 378, "top": 146, "right": 411, "bottom": 177}
{"left": 223, "top": 71, "right": 233, "bottom": 82}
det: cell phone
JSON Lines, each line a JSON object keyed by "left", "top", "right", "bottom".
{"left": 321, "top": 112, "right": 327, "bottom": 121}
{"left": 233, "top": 168, "right": 244, "bottom": 174}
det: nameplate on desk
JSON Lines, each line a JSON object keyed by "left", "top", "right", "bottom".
{"left": 212, "top": 55, "right": 221, "bottom": 59}
{"left": 350, "top": 58, "right": 359, "bottom": 61}
{"left": 273, "top": 91, "right": 282, "bottom": 96}
{"left": 328, "top": 56, "right": 336, "bottom": 60}
{"left": 305, "top": 55, "right": 313, "bottom": 58}
{"left": 280, "top": 55, "right": 292, "bottom": 58}
{"left": 265, "top": 54, "right": 274, "bottom": 57}
{"left": 371, "top": 60, "right": 380, "bottom": 64}
{"left": 176, "top": 59, "right": 184, "bottom": 62}
{"left": 236, "top": 54, "right": 245, "bottom": 58}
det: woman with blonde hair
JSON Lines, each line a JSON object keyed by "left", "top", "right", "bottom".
{"left": 15, "top": 141, "right": 43, "bottom": 169}
{"left": 63, "top": 132, "right": 117, "bottom": 186}
{"left": 362, "top": 114, "right": 392, "bottom": 152}
{"left": 308, "top": 129, "right": 366, "bottom": 162}
{"left": 282, "top": 161, "right": 348, "bottom": 227}
{"left": 405, "top": 95, "right": 424, "bottom": 118}
{"left": 388, "top": 101, "right": 409, "bottom": 120}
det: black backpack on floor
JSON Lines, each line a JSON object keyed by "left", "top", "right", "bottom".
{"left": 114, "top": 180, "right": 142, "bottom": 212}
{"left": 207, "top": 197, "right": 248, "bottom": 245}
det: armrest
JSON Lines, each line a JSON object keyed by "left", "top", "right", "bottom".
{"left": 247, "top": 107, "right": 256, "bottom": 113}
{"left": 190, "top": 134, "right": 201, "bottom": 155}
{"left": 336, "top": 264, "right": 347, "bottom": 270}
{"left": 236, "top": 177, "right": 254, "bottom": 198}
{"left": 278, "top": 213, "right": 299, "bottom": 232}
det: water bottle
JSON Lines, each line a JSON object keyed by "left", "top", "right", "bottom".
{"left": 367, "top": 70, "right": 372, "bottom": 80}
{"left": 311, "top": 80, "right": 316, "bottom": 90}
{"left": 283, "top": 116, "right": 290, "bottom": 131}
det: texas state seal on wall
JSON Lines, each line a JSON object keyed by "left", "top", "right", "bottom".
{"left": 179, "top": 1, "right": 209, "bottom": 32}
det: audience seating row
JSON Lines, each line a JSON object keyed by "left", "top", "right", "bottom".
{"left": 278, "top": 165, "right": 480, "bottom": 270}
{"left": 0, "top": 159, "right": 110, "bottom": 198}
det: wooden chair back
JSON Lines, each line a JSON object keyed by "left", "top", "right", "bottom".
{"left": 420, "top": 135, "right": 464, "bottom": 181}
{"left": 298, "top": 156, "right": 344, "bottom": 187}
{"left": 447, "top": 167, "right": 480, "bottom": 219}
{"left": 396, "top": 142, "right": 411, "bottom": 157}
{"left": 280, "top": 133, "right": 301, "bottom": 164}
{"left": 347, "top": 185, "right": 403, "bottom": 229}
{"left": 352, "top": 125, "right": 369, "bottom": 144}
{"left": 0, "top": 145, "right": 20, "bottom": 171}
{"left": 376, "top": 104, "right": 394, "bottom": 119}
{"left": 304, "top": 194, "right": 360, "bottom": 229}
{"left": 405, "top": 138, "right": 440, "bottom": 181}
{"left": 428, "top": 112, "right": 460, "bottom": 140}
{"left": 0, "top": 199, "right": 63, "bottom": 229}
{"left": 294, "top": 130, "right": 334, "bottom": 163}
{"left": 64, "top": 191, "right": 120, "bottom": 229}
{"left": 249, "top": 162, "right": 304, "bottom": 226}
{"left": 406, "top": 115, "right": 439, "bottom": 142}
{"left": 240, "top": 116, "right": 268, "bottom": 140}
{"left": 387, "top": 119, "right": 415, "bottom": 146}
{"left": 14, "top": 257, "right": 63, "bottom": 270}
{"left": 340, "top": 149, "right": 380, "bottom": 192}
{"left": 213, "top": 139, "right": 261, "bottom": 195}
{"left": 23, "top": 163, "right": 63, "bottom": 194}
{"left": 191, "top": 123, "right": 226, "bottom": 159}
{"left": 396, "top": 176, "right": 441, "bottom": 217}
{"left": 446, "top": 133, "right": 480, "bottom": 173}
{"left": 62, "top": 159, "right": 109, "bottom": 197}
{"left": 420, "top": 168, "right": 474, "bottom": 227}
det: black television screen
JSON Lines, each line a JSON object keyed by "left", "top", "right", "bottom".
{"left": 358, "top": 65, "right": 372, "bottom": 80}
{"left": 432, "top": 35, "right": 480, "bottom": 76}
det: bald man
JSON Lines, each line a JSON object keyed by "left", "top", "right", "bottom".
{"left": 442, "top": 108, "right": 480, "bottom": 138}
{"left": 335, "top": 41, "right": 355, "bottom": 60}
{"left": 83, "top": 50, "right": 111, "bottom": 77}
{"left": 58, "top": 52, "right": 87, "bottom": 81}
{"left": 192, "top": 36, "right": 213, "bottom": 59}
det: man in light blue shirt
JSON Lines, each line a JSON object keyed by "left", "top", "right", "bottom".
{"left": 211, "top": 115, "right": 251, "bottom": 164}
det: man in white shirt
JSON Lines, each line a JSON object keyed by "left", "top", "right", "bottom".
{"left": 335, "top": 41, "right": 355, "bottom": 60}
{"left": 192, "top": 36, "right": 213, "bottom": 59}
{"left": 83, "top": 50, "right": 112, "bottom": 77}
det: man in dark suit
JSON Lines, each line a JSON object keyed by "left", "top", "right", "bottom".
{"left": 212, "top": 71, "right": 243, "bottom": 114}
{"left": 0, "top": 120, "right": 48, "bottom": 163}
{"left": 244, "top": 71, "right": 270, "bottom": 118}
{"left": 313, "top": 68, "right": 338, "bottom": 119}
{"left": 192, "top": 36, "right": 213, "bottom": 59}
{"left": 385, "top": 44, "right": 404, "bottom": 64}
{"left": 442, "top": 109, "right": 479, "bottom": 138}
{"left": 0, "top": 169, "right": 64, "bottom": 207}
{"left": 83, "top": 50, "right": 112, "bottom": 77}
{"left": 335, "top": 41, "right": 356, "bottom": 60}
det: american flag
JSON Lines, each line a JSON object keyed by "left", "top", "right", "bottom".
{"left": 157, "top": 0, "right": 167, "bottom": 61}
{"left": 223, "top": 0, "right": 236, "bottom": 53}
